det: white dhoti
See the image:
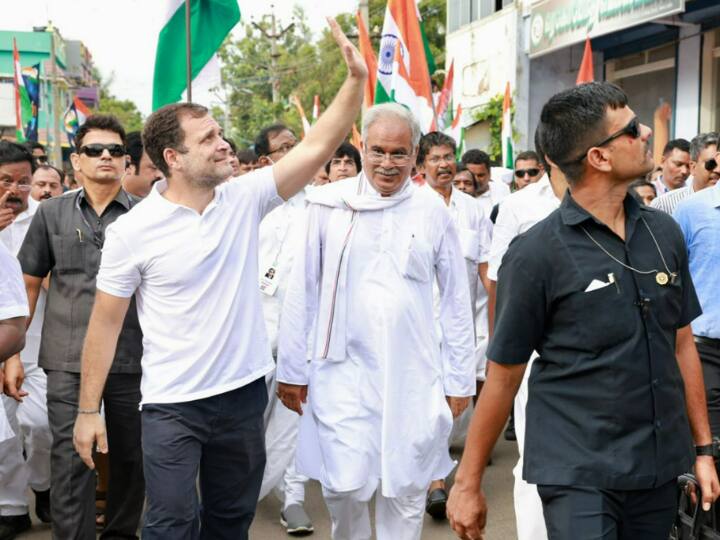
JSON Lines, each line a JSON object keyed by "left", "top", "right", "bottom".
{"left": 513, "top": 357, "right": 547, "bottom": 540}
{"left": 323, "top": 478, "right": 425, "bottom": 540}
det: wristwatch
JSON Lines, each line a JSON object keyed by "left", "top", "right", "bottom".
{"left": 696, "top": 444, "right": 715, "bottom": 457}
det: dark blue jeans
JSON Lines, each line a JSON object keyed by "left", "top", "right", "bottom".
{"left": 141, "top": 378, "right": 268, "bottom": 540}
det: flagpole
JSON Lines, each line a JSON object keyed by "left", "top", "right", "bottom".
{"left": 185, "top": 0, "right": 192, "bottom": 102}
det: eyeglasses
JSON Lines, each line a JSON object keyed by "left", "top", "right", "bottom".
{"left": 35, "top": 155, "right": 48, "bottom": 164}
{"left": 426, "top": 154, "right": 455, "bottom": 165}
{"left": 567, "top": 117, "right": 641, "bottom": 164}
{"left": 365, "top": 150, "right": 412, "bottom": 165}
{"left": 268, "top": 143, "right": 297, "bottom": 156}
{"left": 515, "top": 168, "right": 540, "bottom": 178}
{"left": 79, "top": 144, "right": 126, "bottom": 158}
{"left": 0, "top": 180, "right": 32, "bottom": 192}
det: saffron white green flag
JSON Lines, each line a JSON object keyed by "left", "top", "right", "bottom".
{"left": 153, "top": 0, "right": 240, "bottom": 110}
{"left": 501, "top": 82, "right": 513, "bottom": 169}
{"left": 444, "top": 104, "right": 464, "bottom": 159}
{"left": 374, "top": 0, "right": 435, "bottom": 132}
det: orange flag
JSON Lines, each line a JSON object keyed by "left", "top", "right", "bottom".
{"left": 356, "top": 11, "right": 377, "bottom": 108}
{"left": 351, "top": 123, "right": 362, "bottom": 151}
{"left": 576, "top": 37, "right": 594, "bottom": 85}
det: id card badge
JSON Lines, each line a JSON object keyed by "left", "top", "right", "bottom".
{"left": 260, "top": 267, "right": 279, "bottom": 296}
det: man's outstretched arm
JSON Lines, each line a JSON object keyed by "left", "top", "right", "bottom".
{"left": 273, "top": 18, "right": 367, "bottom": 200}
{"left": 73, "top": 291, "right": 131, "bottom": 470}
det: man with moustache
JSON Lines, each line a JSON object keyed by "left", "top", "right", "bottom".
{"left": 30, "top": 165, "right": 64, "bottom": 201}
{"left": 72, "top": 20, "right": 366, "bottom": 539}
{"left": 652, "top": 132, "right": 719, "bottom": 214}
{"left": 652, "top": 139, "right": 692, "bottom": 196}
{"left": 416, "top": 131, "right": 492, "bottom": 519}
{"left": 17, "top": 115, "right": 145, "bottom": 540}
{"left": 276, "top": 103, "right": 476, "bottom": 540}
{"left": 448, "top": 82, "right": 718, "bottom": 540}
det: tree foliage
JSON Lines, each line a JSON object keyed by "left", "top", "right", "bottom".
{"left": 217, "top": 0, "right": 446, "bottom": 148}
{"left": 94, "top": 73, "right": 144, "bottom": 133}
{"left": 471, "top": 93, "right": 516, "bottom": 164}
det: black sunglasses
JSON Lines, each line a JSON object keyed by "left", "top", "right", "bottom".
{"left": 79, "top": 143, "right": 126, "bottom": 158}
{"left": 515, "top": 168, "right": 540, "bottom": 178}
{"left": 567, "top": 117, "right": 641, "bottom": 164}
{"left": 703, "top": 158, "right": 719, "bottom": 172}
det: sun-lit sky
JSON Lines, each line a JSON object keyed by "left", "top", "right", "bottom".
{"left": 4, "top": 0, "right": 359, "bottom": 115}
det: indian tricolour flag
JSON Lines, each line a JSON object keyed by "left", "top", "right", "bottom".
{"left": 445, "top": 104, "right": 464, "bottom": 159}
{"left": 152, "top": 0, "right": 240, "bottom": 110}
{"left": 12, "top": 39, "right": 31, "bottom": 142}
{"left": 501, "top": 81, "right": 513, "bottom": 169}
{"left": 374, "top": 0, "right": 434, "bottom": 132}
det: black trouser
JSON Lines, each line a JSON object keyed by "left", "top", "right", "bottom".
{"left": 537, "top": 481, "right": 678, "bottom": 540}
{"left": 46, "top": 370, "right": 144, "bottom": 540}
{"left": 141, "top": 378, "right": 268, "bottom": 540}
{"left": 697, "top": 338, "right": 720, "bottom": 437}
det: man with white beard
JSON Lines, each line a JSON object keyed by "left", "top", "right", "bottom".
{"left": 276, "top": 103, "right": 476, "bottom": 540}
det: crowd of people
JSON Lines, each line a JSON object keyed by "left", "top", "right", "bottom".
{"left": 1, "top": 20, "right": 720, "bottom": 540}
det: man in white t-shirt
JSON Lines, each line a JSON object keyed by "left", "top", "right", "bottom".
{"left": 460, "top": 149, "right": 510, "bottom": 216}
{"left": 72, "top": 20, "right": 367, "bottom": 540}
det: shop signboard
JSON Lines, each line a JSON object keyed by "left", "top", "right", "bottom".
{"left": 529, "top": 0, "right": 685, "bottom": 58}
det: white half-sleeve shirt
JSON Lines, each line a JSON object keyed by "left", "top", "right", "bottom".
{"left": 96, "top": 166, "right": 283, "bottom": 406}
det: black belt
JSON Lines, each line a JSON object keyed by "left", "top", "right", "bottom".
{"left": 695, "top": 336, "right": 720, "bottom": 348}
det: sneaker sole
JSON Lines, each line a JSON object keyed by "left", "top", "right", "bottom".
{"left": 280, "top": 516, "right": 314, "bottom": 535}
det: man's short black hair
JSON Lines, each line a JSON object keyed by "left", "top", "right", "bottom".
{"left": 125, "top": 131, "right": 144, "bottom": 171}
{"left": 0, "top": 140, "right": 36, "bottom": 173}
{"left": 417, "top": 131, "right": 457, "bottom": 165}
{"left": 34, "top": 163, "right": 64, "bottom": 183}
{"left": 533, "top": 126, "right": 552, "bottom": 173}
{"left": 539, "top": 81, "right": 628, "bottom": 184}
{"left": 662, "top": 138, "right": 690, "bottom": 157}
{"left": 254, "top": 124, "right": 294, "bottom": 157}
{"left": 689, "top": 132, "right": 719, "bottom": 161}
{"left": 75, "top": 114, "right": 127, "bottom": 150}
{"left": 27, "top": 142, "right": 45, "bottom": 153}
{"left": 629, "top": 178, "right": 655, "bottom": 193}
{"left": 461, "top": 149, "right": 491, "bottom": 170}
{"left": 324, "top": 141, "right": 362, "bottom": 174}
{"left": 236, "top": 148, "right": 258, "bottom": 164}
{"left": 224, "top": 137, "right": 238, "bottom": 154}
{"left": 514, "top": 150, "right": 541, "bottom": 166}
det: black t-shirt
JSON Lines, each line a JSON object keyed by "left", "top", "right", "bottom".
{"left": 489, "top": 192, "right": 701, "bottom": 489}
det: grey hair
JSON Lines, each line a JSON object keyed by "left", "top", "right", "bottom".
{"left": 690, "top": 132, "right": 719, "bottom": 161}
{"left": 361, "top": 103, "right": 422, "bottom": 148}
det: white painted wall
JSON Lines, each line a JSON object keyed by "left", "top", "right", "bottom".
{"left": 675, "top": 25, "right": 702, "bottom": 140}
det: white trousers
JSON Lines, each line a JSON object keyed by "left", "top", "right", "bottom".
{"left": 0, "top": 363, "right": 51, "bottom": 516}
{"left": 513, "top": 358, "right": 547, "bottom": 540}
{"left": 261, "top": 371, "right": 308, "bottom": 509}
{"left": 322, "top": 480, "right": 425, "bottom": 540}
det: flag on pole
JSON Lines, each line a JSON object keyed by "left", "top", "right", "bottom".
{"left": 356, "top": 11, "right": 377, "bottom": 109}
{"left": 21, "top": 63, "right": 41, "bottom": 142}
{"left": 576, "top": 37, "right": 594, "bottom": 85}
{"left": 434, "top": 60, "right": 454, "bottom": 131}
{"left": 152, "top": 0, "right": 241, "bottom": 110}
{"left": 289, "top": 95, "right": 311, "bottom": 138}
{"left": 444, "top": 104, "right": 464, "bottom": 159}
{"left": 419, "top": 18, "right": 436, "bottom": 76}
{"left": 501, "top": 82, "right": 513, "bottom": 169}
{"left": 12, "top": 39, "right": 32, "bottom": 143}
{"left": 311, "top": 95, "right": 320, "bottom": 123}
{"left": 63, "top": 96, "right": 92, "bottom": 148}
{"left": 374, "top": 0, "right": 435, "bottom": 132}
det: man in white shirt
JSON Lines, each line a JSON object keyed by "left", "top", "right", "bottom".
{"left": 485, "top": 129, "right": 568, "bottom": 540}
{"left": 276, "top": 104, "right": 476, "bottom": 540}
{"left": 0, "top": 142, "right": 52, "bottom": 538}
{"left": 254, "top": 123, "right": 314, "bottom": 534}
{"left": 417, "top": 131, "right": 492, "bottom": 518}
{"left": 461, "top": 149, "right": 510, "bottom": 216}
{"left": 72, "top": 20, "right": 366, "bottom": 540}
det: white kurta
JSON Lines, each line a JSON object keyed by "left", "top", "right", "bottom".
{"left": 277, "top": 175, "right": 476, "bottom": 498}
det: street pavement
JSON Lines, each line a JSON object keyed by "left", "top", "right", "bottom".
{"left": 19, "top": 439, "right": 519, "bottom": 539}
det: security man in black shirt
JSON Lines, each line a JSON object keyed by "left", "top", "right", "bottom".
{"left": 447, "top": 82, "right": 720, "bottom": 539}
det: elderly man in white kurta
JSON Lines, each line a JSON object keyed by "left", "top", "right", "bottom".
{"left": 276, "top": 103, "right": 476, "bottom": 540}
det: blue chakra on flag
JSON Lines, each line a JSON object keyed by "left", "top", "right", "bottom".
{"left": 378, "top": 33, "right": 398, "bottom": 76}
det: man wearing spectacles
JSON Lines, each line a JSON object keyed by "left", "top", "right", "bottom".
{"left": 448, "top": 82, "right": 719, "bottom": 540}
{"left": 277, "top": 103, "right": 475, "bottom": 539}
{"left": 255, "top": 124, "right": 298, "bottom": 167}
{"left": 17, "top": 115, "right": 144, "bottom": 540}
{"left": 325, "top": 141, "right": 361, "bottom": 182}
{"left": 27, "top": 143, "right": 48, "bottom": 167}
{"left": 512, "top": 151, "right": 545, "bottom": 191}
{"left": 652, "top": 132, "right": 719, "bottom": 215}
